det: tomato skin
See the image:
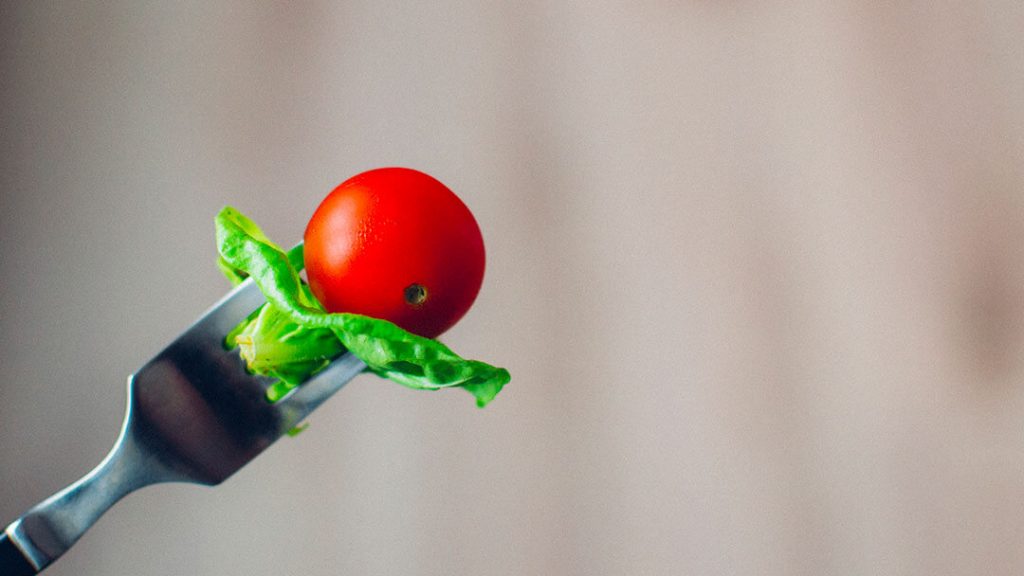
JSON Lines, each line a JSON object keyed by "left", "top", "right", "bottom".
{"left": 303, "top": 168, "right": 485, "bottom": 339}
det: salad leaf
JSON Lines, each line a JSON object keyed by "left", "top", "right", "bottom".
{"left": 216, "top": 206, "right": 509, "bottom": 407}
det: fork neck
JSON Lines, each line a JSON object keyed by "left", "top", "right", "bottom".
{"left": 4, "top": 403, "right": 178, "bottom": 572}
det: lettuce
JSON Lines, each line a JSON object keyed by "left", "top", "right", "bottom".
{"left": 216, "top": 206, "right": 509, "bottom": 407}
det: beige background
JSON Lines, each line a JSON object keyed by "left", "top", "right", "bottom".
{"left": 2, "top": 2, "right": 1024, "bottom": 575}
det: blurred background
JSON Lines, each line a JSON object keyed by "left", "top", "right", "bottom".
{"left": 2, "top": 2, "right": 1024, "bottom": 575}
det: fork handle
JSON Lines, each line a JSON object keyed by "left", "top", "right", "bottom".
{"left": 0, "top": 531, "right": 37, "bottom": 575}
{"left": 1, "top": 421, "right": 167, "bottom": 573}
{"left": 1, "top": 450, "right": 138, "bottom": 575}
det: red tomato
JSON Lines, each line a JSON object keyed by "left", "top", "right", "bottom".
{"left": 303, "top": 167, "right": 486, "bottom": 338}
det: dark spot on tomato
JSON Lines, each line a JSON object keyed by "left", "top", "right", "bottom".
{"left": 404, "top": 283, "right": 428, "bottom": 306}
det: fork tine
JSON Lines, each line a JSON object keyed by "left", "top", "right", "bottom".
{"left": 273, "top": 353, "right": 367, "bottom": 430}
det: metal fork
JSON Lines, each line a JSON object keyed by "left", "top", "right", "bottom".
{"left": 0, "top": 278, "right": 366, "bottom": 575}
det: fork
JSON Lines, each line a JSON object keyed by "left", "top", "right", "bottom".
{"left": 0, "top": 277, "right": 366, "bottom": 575}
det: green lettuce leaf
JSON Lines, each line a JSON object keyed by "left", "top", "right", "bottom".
{"left": 215, "top": 206, "right": 509, "bottom": 407}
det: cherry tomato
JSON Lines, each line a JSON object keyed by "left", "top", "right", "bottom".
{"left": 303, "top": 167, "right": 486, "bottom": 338}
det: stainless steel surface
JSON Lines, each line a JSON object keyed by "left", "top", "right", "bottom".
{"left": 2, "top": 280, "right": 366, "bottom": 573}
